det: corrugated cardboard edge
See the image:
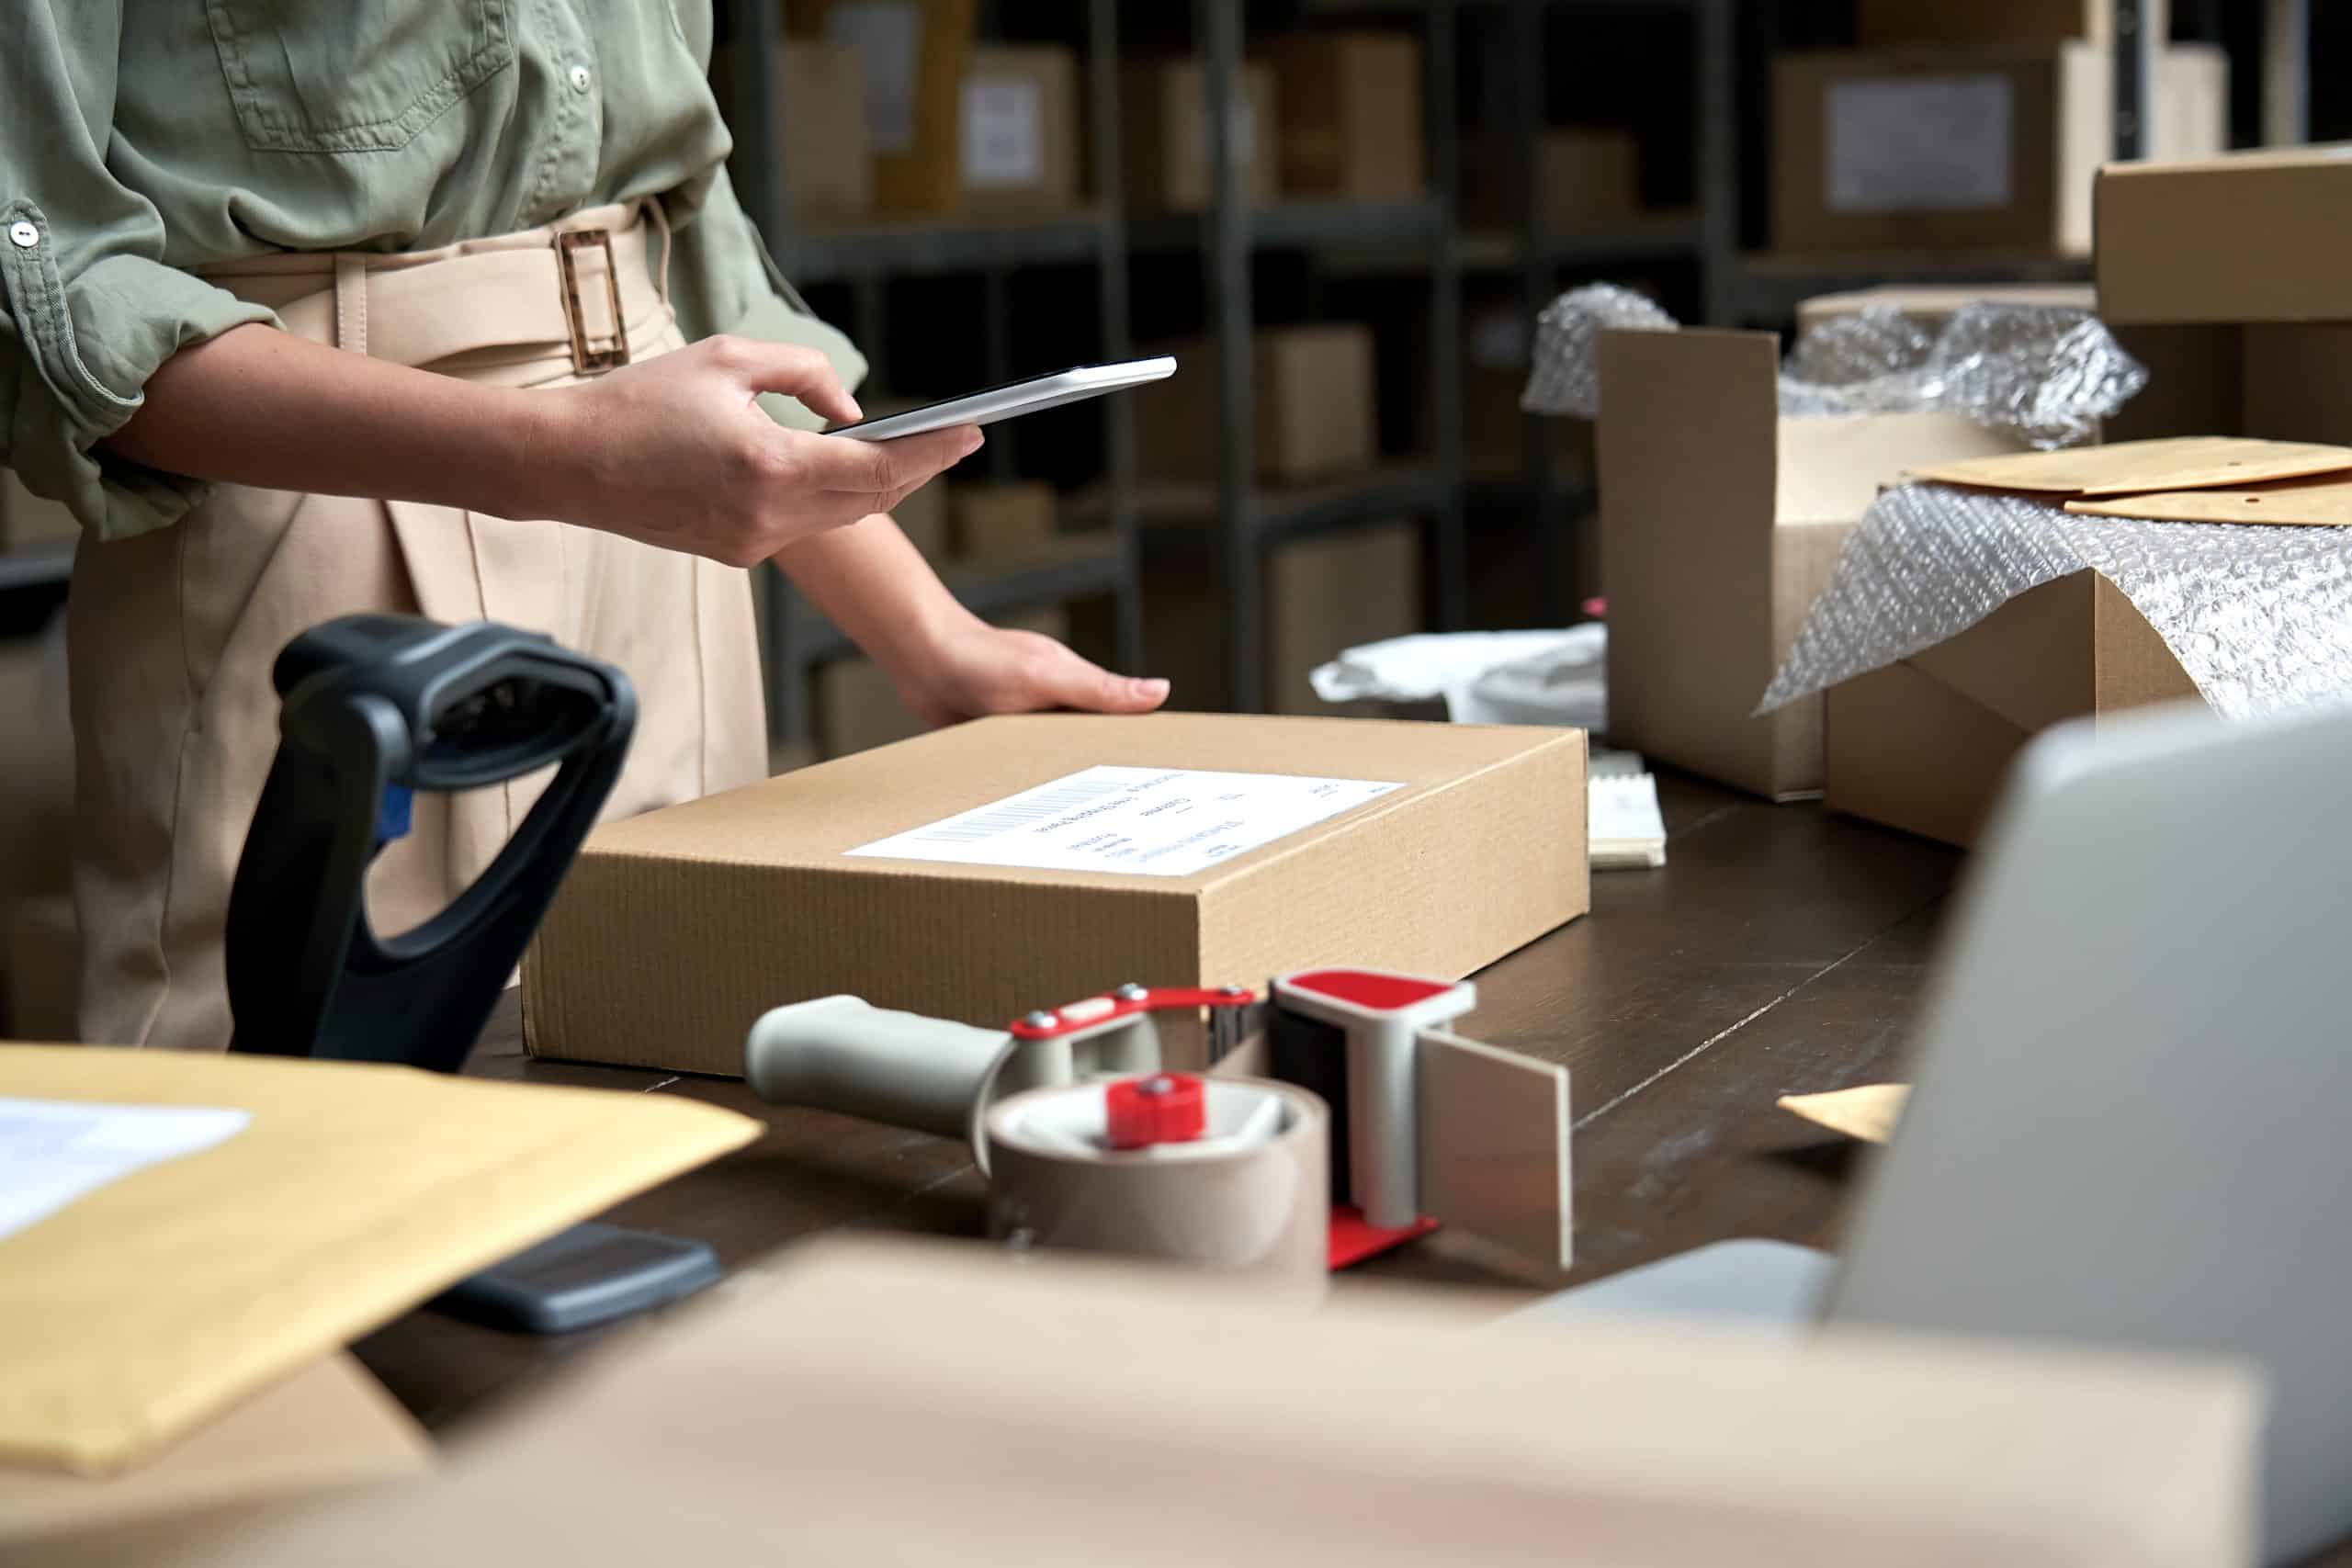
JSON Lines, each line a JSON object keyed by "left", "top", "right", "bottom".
{"left": 0, "top": 1051, "right": 760, "bottom": 1474}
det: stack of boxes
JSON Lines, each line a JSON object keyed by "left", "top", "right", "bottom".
{"left": 1771, "top": 0, "right": 2226, "bottom": 257}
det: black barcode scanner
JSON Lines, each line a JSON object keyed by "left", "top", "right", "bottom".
{"left": 226, "top": 614, "right": 634, "bottom": 1071}
{"left": 226, "top": 615, "right": 720, "bottom": 1333}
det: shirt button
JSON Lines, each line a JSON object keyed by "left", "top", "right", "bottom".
{"left": 569, "top": 64, "right": 593, "bottom": 94}
{"left": 7, "top": 221, "right": 37, "bottom": 249}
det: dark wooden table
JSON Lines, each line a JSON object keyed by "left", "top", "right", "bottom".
{"left": 355, "top": 771, "right": 1962, "bottom": 1433}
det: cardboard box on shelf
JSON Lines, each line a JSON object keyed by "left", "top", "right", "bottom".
{"left": 795, "top": 0, "right": 978, "bottom": 217}
{"left": 1134, "top": 519, "right": 1424, "bottom": 716}
{"left": 1135, "top": 324, "right": 1377, "bottom": 484}
{"left": 1461, "top": 130, "right": 1641, "bottom": 235}
{"left": 2098, "top": 148, "right": 2352, "bottom": 446}
{"left": 1826, "top": 570, "right": 2199, "bottom": 847}
{"left": 814, "top": 604, "right": 1072, "bottom": 760}
{"left": 1854, "top": 0, "right": 2157, "bottom": 48}
{"left": 1597, "top": 327, "right": 2027, "bottom": 800}
{"left": 523, "top": 712, "right": 1589, "bottom": 1076}
{"left": 2, "top": 473, "right": 77, "bottom": 553}
{"left": 1771, "top": 43, "right": 2225, "bottom": 257}
{"left": 708, "top": 41, "right": 871, "bottom": 219}
{"left": 1122, "top": 61, "right": 1279, "bottom": 212}
{"left": 890, "top": 471, "right": 951, "bottom": 560}
{"left": 1271, "top": 33, "right": 1425, "bottom": 201}
{"left": 947, "top": 480, "right": 1057, "bottom": 562}
{"left": 1794, "top": 281, "right": 2098, "bottom": 334}
{"left": 959, "top": 46, "right": 1081, "bottom": 214}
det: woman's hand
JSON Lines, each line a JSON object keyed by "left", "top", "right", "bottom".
{"left": 889, "top": 611, "right": 1170, "bottom": 728}
{"left": 527, "top": 335, "right": 983, "bottom": 566}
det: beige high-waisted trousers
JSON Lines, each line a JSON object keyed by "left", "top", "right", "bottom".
{"left": 70, "top": 201, "right": 764, "bottom": 1049}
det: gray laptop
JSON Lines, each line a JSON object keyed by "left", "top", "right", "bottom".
{"left": 1523, "top": 697, "right": 2352, "bottom": 1563}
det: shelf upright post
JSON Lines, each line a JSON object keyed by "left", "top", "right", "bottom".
{"left": 1086, "top": 0, "right": 1144, "bottom": 676}
{"left": 1199, "top": 0, "right": 1262, "bottom": 713}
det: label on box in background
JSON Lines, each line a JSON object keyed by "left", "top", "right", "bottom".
{"left": 962, "top": 76, "right": 1044, "bottom": 188}
{"left": 846, "top": 765, "right": 1402, "bottom": 877}
{"left": 1826, "top": 75, "right": 2012, "bottom": 213}
{"left": 826, "top": 1, "right": 921, "bottom": 154}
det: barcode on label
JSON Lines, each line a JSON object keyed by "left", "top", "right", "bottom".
{"left": 909, "top": 775, "right": 1132, "bottom": 844}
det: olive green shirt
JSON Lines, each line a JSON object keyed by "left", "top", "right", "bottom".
{"left": 1, "top": 0, "right": 864, "bottom": 542}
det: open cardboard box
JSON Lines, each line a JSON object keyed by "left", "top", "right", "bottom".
{"left": 1597, "top": 326, "right": 2025, "bottom": 800}
{"left": 524, "top": 713, "right": 1589, "bottom": 1076}
{"left": 2098, "top": 147, "right": 2352, "bottom": 446}
{"left": 1826, "top": 570, "right": 2200, "bottom": 848}
{"left": 1815, "top": 437, "right": 2352, "bottom": 846}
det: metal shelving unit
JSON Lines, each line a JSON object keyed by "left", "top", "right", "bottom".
{"left": 725, "top": 0, "right": 1142, "bottom": 750}
{"left": 1185, "top": 0, "right": 1466, "bottom": 715}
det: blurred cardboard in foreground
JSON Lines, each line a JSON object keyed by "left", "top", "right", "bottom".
{"left": 1, "top": 1355, "right": 426, "bottom": 1548}
{"left": 0, "top": 1048, "right": 756, "bottom": 1475}
{"left": 1597, "top": 326, "right": 2024, "bottom": 800}
{"left": 51, "top": 1236, "right": 2257, "bottom": 1567}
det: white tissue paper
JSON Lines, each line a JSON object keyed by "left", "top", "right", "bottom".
{"left": 1308, "top": 626, "right": 1605, "bottom": 729}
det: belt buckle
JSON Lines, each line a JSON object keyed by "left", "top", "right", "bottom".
{"left": 556, "top": 229, "right": 628, "bottom": 373}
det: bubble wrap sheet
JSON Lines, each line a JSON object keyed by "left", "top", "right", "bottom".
{"left": 1521, "top": 287, "right": 2145, "bottom": 448}
{"left": 1757, "top": 484, "right": 2352, "bottom": 722}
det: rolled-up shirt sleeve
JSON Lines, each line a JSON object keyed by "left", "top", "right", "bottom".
{"left": 1, "top": 1, "right": 277, "bottom": 541}
{"left": 663, "top": 165, "right": 866, "bottom": 433}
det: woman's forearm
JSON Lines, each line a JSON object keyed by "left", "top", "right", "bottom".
{"left": 774, "top": 514, "right": 978, "bottom": 671}
{"left": 99, "top": 322, "right": 559, "bottom": 518}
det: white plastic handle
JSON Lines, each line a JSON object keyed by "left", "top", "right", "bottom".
{"left": 744, "top": 996, "right": 1015, "bottom": 1151}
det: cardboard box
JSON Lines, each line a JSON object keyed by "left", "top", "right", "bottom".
{"left": 959, "top": 46, "right": 1081, "bottom": 214}
{"left": 1597, "top": 327, "right": 2027, "bottom": 799}
{"left": 1137, "top": 519, "right": 1424, "bottom": 716}
{"left": 524, "top": 713, "right": 1589, "bottom": 1075}
{"left": 1455, "top": 305, "right": 1595, "bottom": 482}
{"left": 1, "top": 472, "right": 77, "bottom": 552}
{"left": 1462, "top": 129, "right": 1641, "bottom": 234}
{"left": 947, "top": 480, "right": 1056, "bottom": 562}
{"left": 1795, "top": 281, "right": 2098, "bottom": 334}
{"left": 1772, "top": 43, "right": 2225, "bottom": 257}
{"left": 1855, "top": 0, "right": 2159, "bottom": 48}
{"left": 1826, "top": 570, "right": 2200, "bottom": 847}
{"left": 1271, "top": 33, "right": 1426, "bottom": 201}
{"left": 890, "top": 468, "right": 950, "bottom": 559}
{"left": 1122, "top": 61, "right": 1279, "bottom": 212}
{"left": 1135, "top": 324, "right": 1377, "bottom": 484}
{"left": 797, "top": 0, "right": 978, "bottom": 216}
{"left": 114, "top": 1238, "right": 2260, "bottom": 1568}
{"left": 2098, "top": 149, "right": 2352, "bottom": 446}
{"left": 813, "top": 604, "right": 1070, "bottom": 760}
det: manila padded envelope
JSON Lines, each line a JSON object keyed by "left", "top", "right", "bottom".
{"left": 0, "top": 1353, "right": 429, "bottom": 1544}
{"left": 1907, "top": 435, "right": 2352, "bottom": 497}
{"left": 2064, "top": 472, "right": 2352, "bottom": 527}
{"left": 0, "top": 1047, "right": 759, "bottom": 1476}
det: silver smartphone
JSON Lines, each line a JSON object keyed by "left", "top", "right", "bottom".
{"left": 825, "top": 356, "right": 1178, "bottom": 442}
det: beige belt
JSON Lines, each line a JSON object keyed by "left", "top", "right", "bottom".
{"left": 196, "top": 198, "right": 669, "bottom": 375}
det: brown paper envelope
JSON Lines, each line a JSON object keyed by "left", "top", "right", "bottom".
{"left": 1907, "top": 436, "right": 2352, "bottom": 497}
{"left": 0, "top": 1046, "right": 759, "bottom": 1475}
{"left": 2064, "top": 472, "right": 2352, "bottom": 527}
{"left": 1778, "top": 1083, "right": 1910, "bottom": 1145}
{"left": 0, "top": 1354, "right": 428, "bottom": 1545}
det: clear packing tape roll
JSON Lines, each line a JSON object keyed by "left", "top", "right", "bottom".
{"left": 1521, "top": 284, "right": 2147, "bottom": 449}
{"left": 1758, "top": 483, "right": 2352, "bottom": 721}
